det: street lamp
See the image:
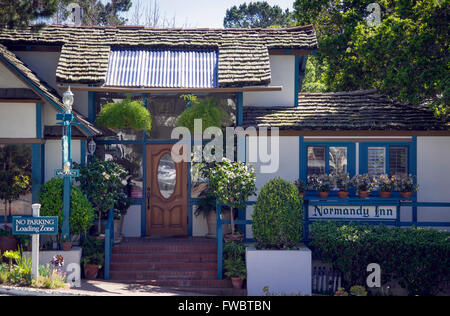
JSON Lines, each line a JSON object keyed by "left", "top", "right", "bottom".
{"left": 62, "top": 86, "right": 74, "bottom": 114}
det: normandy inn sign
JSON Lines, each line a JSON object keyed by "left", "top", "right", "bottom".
{"left": 308, "top": 204, "right": 398, "bottom": 220}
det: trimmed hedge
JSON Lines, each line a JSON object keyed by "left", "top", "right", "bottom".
{"left": 310, "top": 221, "right": 450, "bottom": 296}
{"left": 252, "top": 178, "right": 303, "bottom": 249}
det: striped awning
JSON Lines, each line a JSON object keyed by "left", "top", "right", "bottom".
{"left": 105, "top": 49, "right": 219, "bottom": 88}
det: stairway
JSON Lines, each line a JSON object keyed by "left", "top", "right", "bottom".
{"left": 109, "top": 237, "right": 247, "bottom": 296}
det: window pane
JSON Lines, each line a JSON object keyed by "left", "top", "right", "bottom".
{"left": 307, "top": 146, "right": 325, "bottom": 176}
{"left": 96, "top": 144, "right": 144, "bottom": 198}
{"left": 0, "top": 144, "right": 32, "bottom": 216}
{"left": 329, "top": 147, "right": 347, "bottom": 175}
{"left": 368, "top": 147, "right": 386, "bottom": 176}
{"left": 389, "top": 146, "right": 408, "bottom": 175}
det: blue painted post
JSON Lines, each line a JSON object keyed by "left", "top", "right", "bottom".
{"left": 216, "top": 201, "right": 223, "bottom": 280}
{"left": 303, "top": 199, "right": 309, "bottom": 243}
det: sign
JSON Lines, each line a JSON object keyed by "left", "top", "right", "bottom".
{"left": 55, "top": 169, "right": 79, "bottom": 177}
{"left": 308, "top": 205, "right": 397, "bottom": 220}
{"left": 12, "top": 216, "right": 58, "bottom": 235}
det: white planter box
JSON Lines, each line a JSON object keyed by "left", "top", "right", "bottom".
{"left": 23, "top": 247, "right": 82, "bottom": 285}
{"left": 246, "top": 246, "right": 312, "bottom": 296}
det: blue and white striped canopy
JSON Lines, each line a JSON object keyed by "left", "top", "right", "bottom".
{"left": 105, "top": 49, "right": 219, "bottom": 88}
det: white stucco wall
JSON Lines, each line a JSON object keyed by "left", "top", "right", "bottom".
{"left": 0, "top": 63, "right": 28, "bottom": 88}
{"left": 44, "top": 139, "right": 81, "bottom": 183}
{"left": 0, "top": 102, "right": 36, "bottom": 138}
{"left": 417, "top": 137, "right": 450, "bottom": 229}
{"left": 122, "top": 205, "right": 141, "bottom": 237}
{"left": 243, "top": 55, "right": 296, "bottom": 107}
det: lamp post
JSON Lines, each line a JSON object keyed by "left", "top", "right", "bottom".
{"left": 55, "top": 87, "right": 79, "bottom": 240}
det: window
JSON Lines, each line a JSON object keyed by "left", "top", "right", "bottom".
{"left": 306, "top": 144, "right": 354, "bottom": 177}
{"left": 361, "top": 143, "right": 410, "bottom": 176}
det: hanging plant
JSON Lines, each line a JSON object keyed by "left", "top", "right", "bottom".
{"left": 176, "top": 96, "right": 229, "bottom": 133}
{"left": 96, "top": 96, "right": 152, "bottom": 131}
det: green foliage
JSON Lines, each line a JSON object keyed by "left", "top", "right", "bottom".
{"left": 96, "top": 96, "right": 152, "bottom": 131}
{"left": 32, "top": 266, "right": 66, "bottom": 289}
{"left": 39, "top": 178, "right": 95, "bottom": 237}
{"left": 177, "top": 97, "right": 229, "bottom": 134}
{"left": 224, "top": 1, "right": 295, "bottom": 28}
{"left": 301, "top": 57, "right": 328, "bottom": 93}
{"left": 309, "top": 221, "right": 450, "bottom": 296}
{"left": 194, "top": 185, "right": 216, "bottom": 218}
{"left": 0, "top": 0, "right": 60, "bottom": 28}
{"left": 308, "top": 174, "right": 334, "bottom": 193}
{"left": 294, "top": 0, "right": 449, "bottom": 116}
{"left": 224, "top": 257, "right": 246, "bottom": 279}
{"left": 252, "top": 178, "right": 303, "bottom": 249}
{"left": 393, "top": 174, "right": 419, "bottom": 193}
{"left": 81, "top": 236, "right": 104, "bottom": 267}
{"left": 208, "top": 159, "right": 256, "bottom": 210}
{"left": 75, "top": 159, "right": 128, "bottom": 232}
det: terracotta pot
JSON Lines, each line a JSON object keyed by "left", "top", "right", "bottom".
{"left": 358, "top": 191, "right": 370, "bottom": 198}
{"left": 206, "top": 211, "right": 217, "bottom": 239}
{"left": 400, "top": 192, "right": 413, "bottom": 199}
{"left": 0, "top": 236, "right": 17, "bottom": 255}
{"left": 61, "top": 242, "right": 72, "bottom": 251}
{"left": 231, "top": 277, "right": 244, "bottom": 289}
{"left": 84, "top": 264, "right": 100, "bottom": 280}
{"left": 224, "top": 234, "right": 244, "bottom": 243}
{"left": 379, "top": 192, "right": 392, "bottom": 198}
{"left": 318, "top": 191, "right": 330, "bottom": 198}
{"left": 337, "top": 191, "right": 349, "bottom": 199}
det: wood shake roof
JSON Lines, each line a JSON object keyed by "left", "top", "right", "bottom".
{"left": 0, "top": 25, "right": 318, "bottom": 87}
{"left": 242, "top": 90, "right": 449, "bottom": 132}
{"left": 0, "top": 43, "right": 101, "bottom": 136}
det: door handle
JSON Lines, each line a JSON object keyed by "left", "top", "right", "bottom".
{"left": 147, "top": 187, "right": 151, "bottom": 207}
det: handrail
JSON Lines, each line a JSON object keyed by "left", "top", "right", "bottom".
{"left": 216, "top": 198, "right": 450, "bottom": 280}
{"left": 104, "top": 208, "right": 114, "bottom": 281}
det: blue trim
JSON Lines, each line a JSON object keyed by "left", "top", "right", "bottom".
{"left": 31, "top": 144, "right": 43, "bottom": 204}
{"left": 299, "top": 136, "right": 306, "bottom": 182}
{"left": 216, "top": 202, "right": 223, "bottom": 280}
{"left": 294, "top": 56, "right": 300, "bottom": 107}
{"left": 36, "top": 103, "right": 42, "bottom": 139}
{"left": 88, "top": 92, "right": 97, "bottom": 123}
{"left": 411, "top": 137, "right": 418, "bottom": 224}
{"left": 141, "top": 94, "right": 148, "bottom": 237}
{"left": 237, "top": 92, "right": 243, "bottom": 126}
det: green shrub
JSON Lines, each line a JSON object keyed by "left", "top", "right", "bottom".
{"left": 96, "top": 96, "right": 152, "bottom": 131}
{"left": 39, "top": 178, "right": 95, "bottom": 238}
{"left": 309, "top": 221, "right": 450, "bottom": 296}
{"left": 252, "top": 178, "right": 304, "bottom": 249}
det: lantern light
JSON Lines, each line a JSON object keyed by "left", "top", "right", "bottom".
{"left": 62, "top": 86, "right": 74, "bottom": 113}
{"left": 88, "top": 139, "right": 96, "bottom": 156}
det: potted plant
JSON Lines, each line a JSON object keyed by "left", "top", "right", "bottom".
{"left": 294, "top": 179, "right": 307, "bottom": 198}
{"left": 335, "top": 173, "right": 351, "bottom": 198}
{"left": 75, "top": 159, "right": 128, "bottom": 235}
{"left": 248, "top": 178, "right": 310, "bottom": 296}
{"left": 378, "top": 174, "right": 395, "bottom": 198}
{"left": 351, "top": 174, "right": 375, "bottom": 198}
{"left": 60, "top": 233, "right": 72, "bottom": 251}
{"left": 208, "top": 158, "right": 256, "bottom": 242}
{"left": 224, "top": 257, "right": 246, "bottom": 289}
{"left": 195, "top": 185, "right": 217, "bottom": 239}
{"left": 309, "top": 174, "right": 333, "bottom": 198}
{"left": 394, "top": 174, "right": 419, "bottom": 198}
{"left": 81, "top": 236, "right": 104, "bottom": 280}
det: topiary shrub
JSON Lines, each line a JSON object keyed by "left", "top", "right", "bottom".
{"left": 39, "top": 178, "right": 95, "bottom": 239}
{"left": 252, "top": 178, "right": 303, "bottom": 249}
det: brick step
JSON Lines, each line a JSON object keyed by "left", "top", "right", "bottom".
{"left": 110, "top": 262, "right": 217, "bottom": 272}
{"left": 110, "top": 270, "right": 217, "bottom": 280}
{"left": 112, "top": 245, "right": 217, "bottom": 254}
{"left": 111, "top": 252, "right": 217, "bottom": 263}
{"left": 117, "top": 279, "right": 235, "bottom": 289}
{"left": 171, "top": 287, "right": 247, "bottom": 296}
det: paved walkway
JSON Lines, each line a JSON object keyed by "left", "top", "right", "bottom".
{"left": 0, "top": 280, "right": 209, "bottom": 296}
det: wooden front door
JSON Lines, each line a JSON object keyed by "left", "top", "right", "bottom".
{"left": 146, "top": 144, "right": 188, "bottom": 236}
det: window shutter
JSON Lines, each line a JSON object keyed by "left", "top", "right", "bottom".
{"left": 368, "top": 147, "right": 385, "bottom": 176}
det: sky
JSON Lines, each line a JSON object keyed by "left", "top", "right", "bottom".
{"left": 125, "top": 0, "right": 296, "bottom": 28}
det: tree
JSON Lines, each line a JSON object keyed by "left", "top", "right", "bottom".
{"left": 0, "top": 0, "right": 60, "bottom": 28}
{"left": 294, "top": 0, "right": 449, "bottom": 116}
{"left": 301, "top": 57, "right": 327, "bottom": 93}
{"left": 224, "top": 1, "right": 295, "bottom": 28}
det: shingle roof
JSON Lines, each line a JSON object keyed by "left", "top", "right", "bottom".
{"left": 0, "top": 25, "right": 318, "bottom": 87}
{"left": 242, "top": 90, "right": 449, "bottom": 131}
{"left": 0, "top": 43, "right": 101, "bottom": 136}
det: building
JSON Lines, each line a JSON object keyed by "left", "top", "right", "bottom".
{"left": 0, "top": 25, "right": 449, "bottom": 291}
